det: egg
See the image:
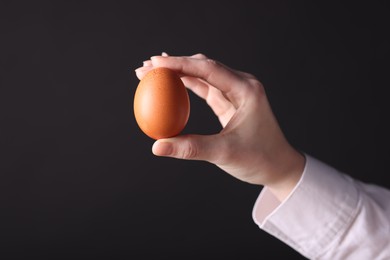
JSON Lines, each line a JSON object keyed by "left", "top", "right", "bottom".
{"left": 133, "top": 67, "right": 190, "bottom": 140}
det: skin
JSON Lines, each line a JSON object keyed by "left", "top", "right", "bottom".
{"left": 135, "top": 53, "right": 305, "bottom": 201}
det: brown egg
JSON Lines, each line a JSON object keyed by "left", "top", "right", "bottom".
{"left": 133, "top": 67, "right": 190, "bottom": 140}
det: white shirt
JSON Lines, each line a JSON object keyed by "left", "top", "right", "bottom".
{"left": 252, "top": 154, "right": 390, "bottom": 259}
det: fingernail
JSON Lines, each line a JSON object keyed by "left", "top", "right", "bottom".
{"left": 134, "top": 67, "right": 146, "bottom": 74}
{"left": 152, "top": 141, "right": 173, "bottom": 156}
{"left": 151, "top": 55, "right": 167, "bottom": 60}
{"left": 143, "top": 60, "right": 152, "bottom": 67}
{"left": 135, "top": 66, "right": 149, "bottom": 71}
{"left": 162, "top": 52, "right": 168, "bottom": 57}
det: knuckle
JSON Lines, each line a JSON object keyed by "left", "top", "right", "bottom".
{"left": 251, "top": 79, "right": 264, "bottom": 90}
{"left": 245, "top": 79, "right": 265, "bottom": 97}
{"left": 206, "top": 58, "right": 218, "bottom": 67}
{"left": 194, "top": 53, "right": 208, "bottom": 59}
{"left": 245, "top": 72, "right": 257, "bottom": 79}
{"left": 180, "top": 139, "right": 198, "bottom": 159}
{"left": 203, "top": 59, "right": 221, "bottom": 80}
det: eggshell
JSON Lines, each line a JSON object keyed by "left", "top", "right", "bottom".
{"left": 134, "top": 67, "right": 190, "bottom": 140}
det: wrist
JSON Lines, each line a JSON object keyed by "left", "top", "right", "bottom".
{"left": 266, "top": 148, "right": 306, "bottom": 201}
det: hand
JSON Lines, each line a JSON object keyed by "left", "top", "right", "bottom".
{"left": 135, "top": 53, "right": 305, "bottom": 201}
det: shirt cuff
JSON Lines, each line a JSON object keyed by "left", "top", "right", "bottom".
{"left": 252, "top": 154, "right": 359, "bottom": 258}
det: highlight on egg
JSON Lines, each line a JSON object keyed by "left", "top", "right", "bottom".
{"left": 133, "top": 67, "right": 190, "bottom": 140}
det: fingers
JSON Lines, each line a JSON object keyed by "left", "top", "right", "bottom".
{"left": 181, "top": 76, "right": 236, "bottom": 127}
{"left": 135, "top": 61, "right": 153, "bottom": 80}
{"left": 152, "top": 134, "right": 225, "bottom": 164}
{"left": 149, "top": 55, "right": 247, "bottom": 106}
{"left": 181, "top": 76, "right": 210, "bottom": 99}
{"left": 135, "top": 52, "right": 168, "bottom": 79}
{"left": 135, "top": 53, "right": 254, "bottom": 111}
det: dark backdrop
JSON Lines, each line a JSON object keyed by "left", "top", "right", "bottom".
{"left": 0, "top": 1, "right": 388, "bottom": 259}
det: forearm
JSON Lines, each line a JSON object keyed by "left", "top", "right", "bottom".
{"left": 253, "top": 154, "right": 390, "bottom": 259}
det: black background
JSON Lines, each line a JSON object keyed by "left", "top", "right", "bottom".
{"left": 0, "top": 1, "right": 389, "bottom": 259}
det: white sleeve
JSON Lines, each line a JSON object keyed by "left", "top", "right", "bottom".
{"left": 252, "top": 154, "right": 390, "bottom": 259}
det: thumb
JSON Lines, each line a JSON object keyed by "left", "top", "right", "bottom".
{"left": 152, "top": 134, "right": 222, "bottom": 163}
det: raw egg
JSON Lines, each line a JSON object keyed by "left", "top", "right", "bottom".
{"left": 133, "top": 67, "right": 190, "bottom": 140}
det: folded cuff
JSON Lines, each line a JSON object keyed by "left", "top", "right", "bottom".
{"left": 252, "top": 154, "right": 359, "bottom": 258}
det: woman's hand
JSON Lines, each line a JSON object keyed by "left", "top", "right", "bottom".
{"left": 135, "top": 53, "right": 305, "bottom": 201}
